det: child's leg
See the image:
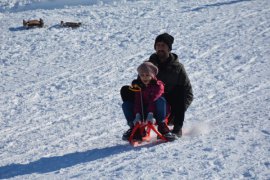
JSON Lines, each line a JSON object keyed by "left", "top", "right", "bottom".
{"left": 155, "top": 97, "right": 176, "bottom": 141}
{"left": 154, "top": 97, "right": 167, "bottom": 124}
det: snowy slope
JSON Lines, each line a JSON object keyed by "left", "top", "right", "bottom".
{"left": 0, "top": 0, "right": 270, "bottom": 179}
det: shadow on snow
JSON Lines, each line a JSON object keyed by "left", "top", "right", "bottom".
{"left": 0, "top": 144, "right": 135, "bottom": 179}
{"left": 189, "top": 0, "right": 252, "bottom": 12}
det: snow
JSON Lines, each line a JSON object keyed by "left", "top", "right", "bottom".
{"left": 0, "top": 0, "right": 270, "bottom": 179}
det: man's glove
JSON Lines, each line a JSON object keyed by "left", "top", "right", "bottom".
{"left": 146, "top": 112, "right": 155, "bottom": 124}
{"left": 133, "top": 113, "right": 141, "bottom": 125}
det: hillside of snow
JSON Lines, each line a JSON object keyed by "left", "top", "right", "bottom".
{"left": 0, "top": 0, "right": 269, "bottom": 179}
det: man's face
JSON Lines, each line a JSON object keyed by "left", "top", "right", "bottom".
{"left": 155, "top": 42, "right": 170, "bottom": 60}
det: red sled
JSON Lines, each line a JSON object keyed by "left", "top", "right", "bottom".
{"left": 128, "top": 121, "right": 168, "bottom": 146}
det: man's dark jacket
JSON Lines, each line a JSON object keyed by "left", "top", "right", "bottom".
{"left": 148, "top": 53, "right": 193, "bottom": 111}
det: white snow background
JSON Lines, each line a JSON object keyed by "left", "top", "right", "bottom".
{"left": 0, "top": 0, "right": 270, "bottom": 179}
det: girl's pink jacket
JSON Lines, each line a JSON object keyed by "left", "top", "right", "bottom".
{"left": 134, "top": 79, "right": 164, "bottom": 115}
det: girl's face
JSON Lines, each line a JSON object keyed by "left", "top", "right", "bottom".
{"left": 139, "top": 73, "right": 152, "bottom": 86}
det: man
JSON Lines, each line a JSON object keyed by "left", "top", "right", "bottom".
{"left": 148, "top": 33, "right": 193, "bottom": 137}
{"left": 121, "top": 33, "right": 193, "bottom": 139}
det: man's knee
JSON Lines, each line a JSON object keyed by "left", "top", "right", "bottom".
{"left": 120, "top": 85, "right": 135, "bottom": 102}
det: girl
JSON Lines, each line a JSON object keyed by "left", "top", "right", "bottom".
{"left": 122, "top": 62, "right": 176, "bottom": 141}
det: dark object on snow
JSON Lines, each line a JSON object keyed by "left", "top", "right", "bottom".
{"left": 23, "top": 18, "right": 44, "bottom": 28}
{"left": 60, "top": 21, "right": 82, "bottom": 28}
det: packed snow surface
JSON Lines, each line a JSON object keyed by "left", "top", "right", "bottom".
{"left": 0, "top": 0, "right": 269, "bottom": 179}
